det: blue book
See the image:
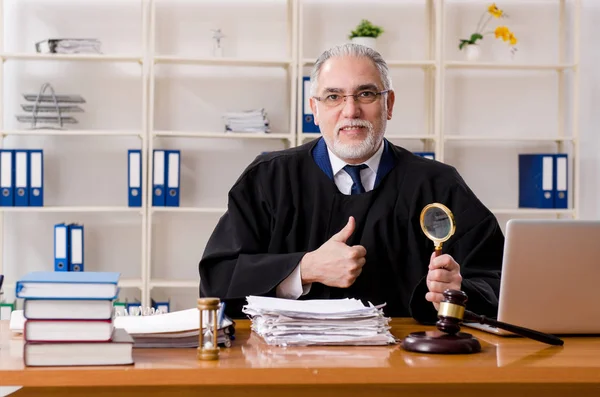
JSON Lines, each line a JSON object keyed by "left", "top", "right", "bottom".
{"left": 16, "top": 271, "right": 120, "bottom": 300}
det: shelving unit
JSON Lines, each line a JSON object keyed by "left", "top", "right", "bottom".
{"left": 0, "top": 0, "right": 581, "bottom": 309}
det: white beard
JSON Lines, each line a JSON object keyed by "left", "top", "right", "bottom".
{"left": 327, "top": 118, "right": 385, "bottom": 161}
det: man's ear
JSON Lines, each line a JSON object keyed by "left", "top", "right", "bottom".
{"left": 309, "top": 97, "right": 320, "bottom": 125}
{"left": 386, "top": 90, "right": 395, "bottom": 120}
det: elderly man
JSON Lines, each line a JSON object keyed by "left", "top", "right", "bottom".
{"left": 199, "top": 43, "right": 504, "bottom": 323}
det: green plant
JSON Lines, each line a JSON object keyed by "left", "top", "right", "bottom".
{"left": 349, "top": 19, "right": 384, "bottom": 39}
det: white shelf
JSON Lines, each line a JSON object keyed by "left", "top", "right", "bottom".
{"left": 1, "top": 129, "right": 142, "bottom": 137}
{"left": 445, "top": 61, "right": 575, "bottom": 71}
{"left": 0, "top": 206, "right": 142, "bottom": 213}
{"left": 0, "top": 52, "right": 142, "bottom": 63}
{"left": 119, "top": 279, "right": 143, "bottom": 288}
{"left": 154, "top": 55, "right": 292, "bottom": 68}
{"left": 491, "top": 209, "right": 575, "bottom": 216}
{"left": 151, "top": 207, "right": 227, "bottom": 214}
{"left": 301, "top": 58, "right": 435, "bottom": 68}
{"left": 444, "top": 135, "right": 575, "bottom": 142}
{"left": 153, "top": 131, "right": 293, "bottom": 140}
{"left": 150, "top": 280, "right": 199, "bottom": 289}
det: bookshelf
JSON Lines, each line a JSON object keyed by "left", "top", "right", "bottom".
{"left": 0, "top": 0, "right": 581, "bottom": 309}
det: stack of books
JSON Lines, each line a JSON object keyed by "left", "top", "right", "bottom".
{"left": 242, "top": 296, "right": 397, "bottom": 346}
{"left": 223, "top": 108, "right": 270, "bottom": 133}
{"left": 15, "top": 271, "right": 134, "bottom": 367}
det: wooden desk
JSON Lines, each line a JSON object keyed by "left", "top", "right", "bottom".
{"left": 1, "top": 319, "right": 600, "bottom": 397}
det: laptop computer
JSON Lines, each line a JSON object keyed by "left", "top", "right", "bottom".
{"left": 464, "top": 219, "right": 600, "bottom": 336}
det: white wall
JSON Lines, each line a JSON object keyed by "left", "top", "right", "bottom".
{"left": 1, "top": 0, "right": 598, "bottom": 311}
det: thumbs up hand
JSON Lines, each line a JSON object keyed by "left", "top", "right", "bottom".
{"left": 300, "top": 216, "right": 367, "bottom": 288}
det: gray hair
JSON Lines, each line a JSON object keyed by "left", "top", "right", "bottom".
{"left": 309, "top": 43, "right": 393, "bottom": 97}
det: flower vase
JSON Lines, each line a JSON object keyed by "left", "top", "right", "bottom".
{"left": 465, "top": 44, "right": 481, "bottom": 61}
{"left": 351, "top": 36, "right": 377, "bottom": 50}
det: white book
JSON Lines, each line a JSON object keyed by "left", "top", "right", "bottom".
{"left": 24, "top": 328, "right": 133, "bottom": 367}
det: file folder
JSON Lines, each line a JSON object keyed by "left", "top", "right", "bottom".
{"left": 152, "top": 150, "right": 166, "bottom": 206}
{"left": 554, "top": 154, "right": 568, "bottom": 209}
{"left": 28, "top": 149, "right": 43, "bottom": 207}
{"left": 166, "top": 150, "right": 180, "bottom": 207}
{"left": 518, "top": 154, "right": 554, "bottom": 209}
{"left": 14, "top": 150, "right": 29, "bottom": 206}
{"left": 152, "top": 298, "right": 170, "bottom": 314}
{"left": 128, "top": 149, "right": 142, "bottom": 207}
{"left": 0, "top": 149, "right": 14, "bottom": 206}
{"left": 69, "top": 224, "right": 84, "bottom": 272}
{"left": 302, "top": 76, "right": 320, "bottom": 133}
{"left": 54, "top": 223, "right": 69, "bottom": 272}
{"left": 414, "top": 152, "right": 435, "bottom": 160}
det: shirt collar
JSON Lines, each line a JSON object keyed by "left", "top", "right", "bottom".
{"left": 328, "top": 140, "right": 385, "bottom": 176}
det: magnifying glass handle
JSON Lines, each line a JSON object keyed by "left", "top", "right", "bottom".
{"left": 433, "top": 246, "right": 442, "bottom": 257}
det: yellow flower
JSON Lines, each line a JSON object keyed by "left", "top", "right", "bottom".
{"left": 495, "top": 26, "right": 509, "bottom": 40}
{"left": 488, "top": 3, "right": 503, "bottom": 18}
{"left": 494, "top": 26, "right": 517, "bottom": 46}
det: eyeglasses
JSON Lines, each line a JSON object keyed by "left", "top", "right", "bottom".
{"left": 313, "top": 90, "right": 389, "bottom": 108}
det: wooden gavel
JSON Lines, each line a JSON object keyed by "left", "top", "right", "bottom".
{"left": 436, "top": 289, "right": 564, "bottom": 346}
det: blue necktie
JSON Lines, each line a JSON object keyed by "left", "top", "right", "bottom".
{"left": 344, "top": 164, "right": 368, "bottom": 195}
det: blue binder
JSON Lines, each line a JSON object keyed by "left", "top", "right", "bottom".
{"left": 0, "top": 149, "right": 14, "bottom": 206}
{"left": 166, "top": 150, "right": 180, "bottom": 207}
{"left": 554, "top": 153, "right": 568, "bottom": 209}
{"left": 68, "top": 224, "right": 84, "bottom": 272}
{"left": 128, "top": 149, "right": 142, "bottom": 207}
{"left": 152, "top": 298, "right": 170, "bottom": 313}
{"left": 152, "top": 149, "right": 166, "bottom": 206}
{"left": 54, "top": 223, "right": 69, "bottom": 272}
{"left": 302, "top": 76, "right": 320, "bottom": 133}
{"left": 414, "top": 152, "right": 435, "bottom": 160}
{"left": 518, "top": 154, "right": 555, "bottom": 209}
{"left": 14, "top": 150, "right": 29, "bottom": 206}
{"left": 28, "top": 149, "right": 43, "bottom": 207}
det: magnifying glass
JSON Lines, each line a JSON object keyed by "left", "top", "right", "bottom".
{"left": 420, "top": 203, "right": 456, "bottom": 257}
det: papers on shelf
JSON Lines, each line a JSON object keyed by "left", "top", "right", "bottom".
{"left": 243, "top": 296, "right": 397, "bottom": 347}
{"left": 223, "top": 108, "right": 270, "bottom": 133}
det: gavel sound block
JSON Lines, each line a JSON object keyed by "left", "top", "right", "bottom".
{"left": 402, "top": 289, "right": 564, "bottom": 354}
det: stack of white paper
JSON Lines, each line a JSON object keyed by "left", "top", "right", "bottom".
{"left": 223, "top": 108, "right": 270, "bottom": 133}
{"left": 242, "top": 296, "right": 397, "bottom": 347}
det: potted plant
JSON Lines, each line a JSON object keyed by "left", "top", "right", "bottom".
{"left": 349, "top": 19, "right": 384, "bottom": 50}
{"left": 458, "top": 3, "right": 518, "bottom": 61}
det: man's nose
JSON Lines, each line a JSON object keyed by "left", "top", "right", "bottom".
{"left": 341, "top": 96, "right": 361, "bottom": 118}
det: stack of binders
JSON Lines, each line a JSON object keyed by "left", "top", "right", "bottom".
{"left": 152, "top": 149, "right": 180, "bottom": 207}
{"left": 16, "top": 271, "right": 134, "bottom": 367}
{"left": 0, "top": 149, "right": 44, "bottom": 207}
{"left": 54, "top": 223, "right": 84, "bottom": 272}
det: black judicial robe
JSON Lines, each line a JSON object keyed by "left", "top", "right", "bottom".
{"left": 199, "top": 138, "right": 504, "bottom": 324}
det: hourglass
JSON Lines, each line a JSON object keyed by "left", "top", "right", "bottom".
{"left": 197, "top": 297, "right": 221, "bottom": 360}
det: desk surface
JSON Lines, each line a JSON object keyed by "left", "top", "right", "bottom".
{"left": 1, "top": 318, "right": 600, "bottom": 396}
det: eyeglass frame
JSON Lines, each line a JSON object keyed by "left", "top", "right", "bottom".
{"left": 312, "top": 89, "right": 390, "bottom": 107}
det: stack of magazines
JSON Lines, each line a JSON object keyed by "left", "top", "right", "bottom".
{"left": 242, "top": 296, "right": 396, "bottom": 346}
{"left": 223, "top": 108, "right": 270, "bottom": 133}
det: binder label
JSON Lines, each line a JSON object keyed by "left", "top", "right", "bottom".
{"left": 0, "top": 152, "right": 11, "bottom": 188}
